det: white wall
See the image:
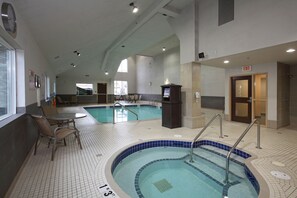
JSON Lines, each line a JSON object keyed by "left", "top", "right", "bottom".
{"left": 201, "top": 65, "right": 225, "bottom": 96}
{"left": 225, "top": 62, "right": 277, "bottom": 121}
{"left": 56, "top": 76, "right": 111, "bottom": 95}
{"left": 168, "top": 4, "right": 196, "bottom": 64}
{"left": 136, "top": 47, "right": 180, "bottom": 94}
{"left": 198, "top": 0, "right": 297, "bottom": 59}
{"left": 0, "top": 0, "right": 55, "bottom": 106}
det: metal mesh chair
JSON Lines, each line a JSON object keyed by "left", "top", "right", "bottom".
{"left": 31, "top": 115, "right": 82, "bottom": 161}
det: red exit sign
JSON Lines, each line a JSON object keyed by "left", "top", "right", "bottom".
{"left": 242, "top": 65, "right": 252, "bottom": 71}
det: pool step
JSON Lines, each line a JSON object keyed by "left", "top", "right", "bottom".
{"left": 184, "top": 159, "right": 241, "bottom": 197}
{"left": 184, "top": 153, "right": 243, "bottom": 185}
{"left": 192, "top": 147, "right": 246, "bottom": 178}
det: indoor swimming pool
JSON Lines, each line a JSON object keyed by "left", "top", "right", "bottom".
{"left": 109, "top": 140, "right": 259, "bottom": 198}
{"left": 84, "top": 105, "right": 161, "bottom": 123}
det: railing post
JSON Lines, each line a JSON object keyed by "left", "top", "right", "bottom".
{"left": 219, "top": 115, "right": 223, "bottom": 138}
{"left": 256, "top": 120, "right": 262, "bottom": 149}
{"left": 113, "top": 103, "right": 115, "bottom": 124}
{"left": 189, "top": 114, "right": 223, "bottom": 163}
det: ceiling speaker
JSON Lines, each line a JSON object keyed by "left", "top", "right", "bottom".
{"left": 198, "top": 52, "right": 205, "bottom": 59}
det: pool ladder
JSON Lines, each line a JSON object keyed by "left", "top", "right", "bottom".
{"left": 189, "top": 114, "right": 223, "bottom": 162}
{"left": 224, "top": 119, "right": 261, "bottom": 183}
{"left": 113, "top": 102, "right": 138, "bottom": 124}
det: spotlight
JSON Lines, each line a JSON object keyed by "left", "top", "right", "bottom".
{"left": 223, "top": 60, "right": 230, "bottom": 64}
{"left": 129, "top": 2, "right": 138, "bottom": 13}
{"left": 71, "top": 63, "right": 76, "bottom": 67}
{"left": 105, "top": 71, "right": 109, "bottom": 75}
{"left": 73, "top": 50, "right": 81, "bottom": 56}
{"left": 162, "top": 47, "right": 166, "bottom": 52}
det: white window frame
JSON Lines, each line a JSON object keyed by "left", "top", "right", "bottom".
{"left": 117, "top": 59, "right": 128, "bottom": 73}
{"left": 0, "top": 37, "right": 16, "bottom": 121}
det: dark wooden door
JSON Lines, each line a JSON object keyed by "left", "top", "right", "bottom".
{"left": 231, "top": 76, "right": 252, "bottom": 123}
{"left": 97, "top": 83, "right": 107, "bottom": 103}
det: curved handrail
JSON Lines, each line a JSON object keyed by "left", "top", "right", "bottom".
{"left": 113, "top": 102, "right": 138, "bottom": 124}
{"left": 224, "top": 119, "right": 261, "bottom": 183}
{"left": 189, "top": 114, "right": 223, "bottom": 162}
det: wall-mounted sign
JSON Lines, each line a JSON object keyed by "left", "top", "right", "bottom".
{"left": 242, "top": 65, "right": 252, "bottom": 72}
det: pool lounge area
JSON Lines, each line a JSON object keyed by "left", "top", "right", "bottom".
{"left": 6, "top": 107, "right": 297, "bottom": 198}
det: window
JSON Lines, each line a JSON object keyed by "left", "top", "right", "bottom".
{"left": 0, "top": 39, "right": 16, "bottom": 121}
{"left": 117, "top": 59, "right": 128, "bottom": 73}
{"left": 44, "top": 75, "right": 50, "bottom": 101}
{"left": 76, "top": 83, "right": 93, "bottom": 95}
{"left": 114, "top": 81, "right": 128, "bottom": 95}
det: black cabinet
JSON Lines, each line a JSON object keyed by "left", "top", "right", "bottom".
{"left": 161, "top": 84, "right": 182, "bottom": 128}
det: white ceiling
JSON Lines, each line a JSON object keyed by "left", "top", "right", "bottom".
{"left": 199, "top": 41, "right": 297, "bottom": 68}
{"left": 14, "top": 0, "right": 192, "bottom": 80}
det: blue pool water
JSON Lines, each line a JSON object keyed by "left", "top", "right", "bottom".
{"left": 112, "top": 141, "right": 258, "bottom": 198}
{"left": 84, "top": 105, "right": 161, "bottom": 123}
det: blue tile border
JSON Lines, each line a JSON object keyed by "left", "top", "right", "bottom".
{"left": 111, "top": 140, "right": 258, "bottom": 196}
{"left": 111, "top": 140, "right": 251, "bottom": 173}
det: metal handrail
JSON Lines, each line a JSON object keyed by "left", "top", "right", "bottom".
{"left": 224, "top": 119, "right": 261, "bottom": 183}
{"left": 113, "top": 102, "right": 138, "bottom": 124}
{"left": 189, "top": 114, "right": 223, "bottom": 162}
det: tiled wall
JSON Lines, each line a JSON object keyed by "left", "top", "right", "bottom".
{"left": 201, "top": 96, "right": 225, "bottom": 110}
{"left": 0, "top": 114, "right": 38, "bottom": 197}
{"left": 277, "top": 63, "right": 290, "bottom": 128}
{"left": 290, "top": 65, "right": 297, "bottom": 129}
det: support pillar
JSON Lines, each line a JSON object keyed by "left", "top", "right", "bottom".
{"left": 180, "top": 62, "right": 205, "bottom": 128}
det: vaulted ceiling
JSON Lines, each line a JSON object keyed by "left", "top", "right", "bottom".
{"left": 15, "top": 0, "right": 193, "bottom": 80}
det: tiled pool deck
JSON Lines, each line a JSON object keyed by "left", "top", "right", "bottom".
{"left": 6, "top": 106, "right": 297, "bottom": 198}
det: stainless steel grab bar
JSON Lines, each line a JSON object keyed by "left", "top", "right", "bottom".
{"left": 224, "top": 119, "right": 261, "bottom": 183}
{"left": 113, "top": 102, "right": 138, "bottom": 124}
{"left": 189, "top": 114, "right": 223, "bottom": 162}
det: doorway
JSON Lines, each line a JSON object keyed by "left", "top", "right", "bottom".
{"left": 231, "top": 76, "right": 252, "bottom": 123}
{"left": 97, "top": 83, "right": 107, "bottom": 103}
{"left": 253, "top": 74, "right": 267, "bottom": 125}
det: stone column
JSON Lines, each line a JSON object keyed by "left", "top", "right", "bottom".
{"left": 180, "top": 62, "right": 205, "bottom": 128}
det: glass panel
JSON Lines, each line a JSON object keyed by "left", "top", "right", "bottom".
{"left": 114, "top": 81, "right": 128, "bottom": 95}
{"left": 235, "top": 80, "right": 248, "bottom": 97}
{"left": 254, "top": 74, "right": 267, "bottom": 99}
{"left": 76, "top": 83, "right": 93, "bottom": 95}
{"left": 0, "top": 43, "right": 14, "bottom": 120}
{"left": 117, "top": 59, "right": 128, "bottom": 73}
{"left": 235, "top": 103, "right": 248, "bottom": 117}
{"left": 254, "top": 101, "right": 266, "bottom": 125}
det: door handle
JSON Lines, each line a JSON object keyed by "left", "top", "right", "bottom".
{"left": 247, "top": 97, "right": 252, "bottom": 103}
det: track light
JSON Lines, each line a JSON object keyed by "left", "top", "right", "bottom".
{"left": 73, "top": 50, "right": 81, "bottom": 56}
{"left": 129, "top": 2, "right": 138, "bottom": 13}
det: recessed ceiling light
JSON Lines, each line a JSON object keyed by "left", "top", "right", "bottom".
{"left": 224, "top": 60, "right": 230, "bottom": 64}
{"left": 162, "top": 47, "right": 166, "bottom": 52}
{"left": 71, "top": 63, "right": 76, "bottom": 67}
{"left": 286, "top": 48, "right": 296, "bottom": 53}
{"left": 105, "top": 71, "right": 109, "bottom": 75}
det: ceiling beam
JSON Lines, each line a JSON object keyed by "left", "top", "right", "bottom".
{"left": 159, "top": 5, "right": 181, "bottom": 18}
{"left": 101, "top": 0, "right": 173, "bottom": 71}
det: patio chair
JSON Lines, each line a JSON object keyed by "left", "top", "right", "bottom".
{"left": 31, "top": 115, "right": 82, "bottom": 161}
{"left": 56, "top": 96, "right": 70, "bottom": 105}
